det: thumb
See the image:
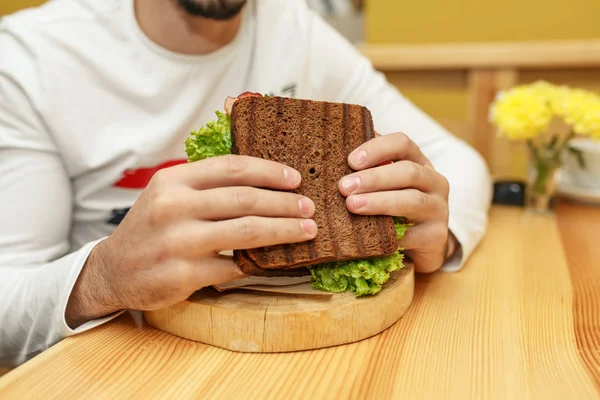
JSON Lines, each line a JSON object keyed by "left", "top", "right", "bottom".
{"left": 192, "top": 256, "right": 248, "bottom": 288}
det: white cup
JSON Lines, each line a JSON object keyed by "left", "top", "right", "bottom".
{"left": 561, "top": 138, "right": 600, "bottom": 190}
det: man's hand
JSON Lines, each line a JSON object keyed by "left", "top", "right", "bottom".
{"left": 66, "top": 155, "right": 317, "bottom": 328}
{"left": 338, "top": 132, "right": 457, "bottom": 273}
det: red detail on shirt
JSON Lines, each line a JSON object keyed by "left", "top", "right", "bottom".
{"left": 114, "top": 159, "right": 187, "bottom": 189}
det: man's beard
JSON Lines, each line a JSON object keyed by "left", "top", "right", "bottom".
{"left": 177, "top": 0, "right": 247, "bottom": 20}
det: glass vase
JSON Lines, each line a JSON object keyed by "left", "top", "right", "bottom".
{"left": 526, "top": 152, "right": 560, "bottom": 213}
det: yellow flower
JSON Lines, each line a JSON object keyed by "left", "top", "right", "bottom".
{"left": 489, "top": 85, "right": 553, "bottom": 140}
{"left": 560, "top": 88, "right": 600, "bottom": 140}
{"left": 489, "top": 80, "right": 600, "bottom": 141}
{"left": 528, "top": 80, "right": 570, "bottom": 116}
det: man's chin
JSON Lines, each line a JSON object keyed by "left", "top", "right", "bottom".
{"left": 177, "top": 0, "right": 247, "bottom": 20}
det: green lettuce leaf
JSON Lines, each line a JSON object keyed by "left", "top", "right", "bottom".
{"left": 394, "top": 217, "right": 411, "bottom": 239}
{"left": 307, "top": 217, "right": 411, "bottom": 297}
{"left": 185, "top": 110, "right": 232, "bottom": 162}
{"left": 184, "top": 110, "right": 412, "bottom": 297}
{"left": 308, "top": 251, "right": 405, "bottom": 296}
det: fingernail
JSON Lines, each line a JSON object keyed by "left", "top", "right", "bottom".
{"left": 300, "top": 219, "right": 318, "bottom": 236}
{"left": 284, "top": 168, "right": 301, "bottom": 186}
{"left": 341, "top": 176, "right": 361, "bottom": 193}
{"left": 351, "top": 150, "right": 367, "bottom": 166}
{"left": 352, "top": 195, "right": 368, "bottom": 210}
{"left": 298, "top": 198, "right": 315, "bottom": 217}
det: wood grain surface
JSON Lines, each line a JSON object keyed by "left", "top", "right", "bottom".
{"left": 1, "top": 206, "right": 599, "bottom": 399}
{"left": 144, "top": 266, "right": 414, "bottom": 353}
{"left": 556, "top": 200, "right": 600, "bottom": 387}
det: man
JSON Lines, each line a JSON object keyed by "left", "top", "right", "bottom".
{"left": 0, "top": 0, "right": 492, "bottom": 366}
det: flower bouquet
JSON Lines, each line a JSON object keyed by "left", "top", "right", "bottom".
{"left": 489, "top": 81, "right": 600, "bottom": 212}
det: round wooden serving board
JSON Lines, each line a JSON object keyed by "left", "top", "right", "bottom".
{"left": 144, "top": 265, "right": 414, "bottom": 353}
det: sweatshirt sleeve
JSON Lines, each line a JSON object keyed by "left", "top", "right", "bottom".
{"left": 303, "top": 9, "right": 493, "bottom": 271}
{"left": 0, "top": 24, "right": 122, "bottom": 367}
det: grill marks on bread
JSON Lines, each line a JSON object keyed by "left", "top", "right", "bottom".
{"left": 230, "top": 96, "right": 397, "bottom": 275}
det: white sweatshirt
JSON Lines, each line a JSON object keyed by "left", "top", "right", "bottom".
{"left": 0, "top": 0, "right": 492, "bottom": 366}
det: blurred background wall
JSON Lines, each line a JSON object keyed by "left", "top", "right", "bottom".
{"left": 2, "top": 0, "right": 600, "bottom": 180}
{"left": 363, "top": 0, "right": 600, "bottom": 180}
{"left": 1, "top": 0, "right": 44, "bottom": 15}
{"left": 366, "top": 0, "right": 600, "bottom": 43}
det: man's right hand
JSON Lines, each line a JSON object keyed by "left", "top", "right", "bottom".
{"left": 65, "top": 155, "right": 317, "bottom": 328}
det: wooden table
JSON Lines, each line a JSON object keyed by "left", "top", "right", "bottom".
{"left": 1, "top": 202, "right": 599, "bottom": 399}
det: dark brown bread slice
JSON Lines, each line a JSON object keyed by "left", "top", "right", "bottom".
{"left": 233, "top": 252, "right": 310, "bottom": 277}
{"left": 230, "top": 96, "right": 398, "bottom": 276}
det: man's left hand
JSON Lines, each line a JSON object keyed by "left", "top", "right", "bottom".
{"left": 338, "top": 132, "right": 458, "bottom": 273}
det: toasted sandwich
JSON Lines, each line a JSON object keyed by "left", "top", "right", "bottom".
{"left": 185, "top": 93, "right": 410, "bottom": 296}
